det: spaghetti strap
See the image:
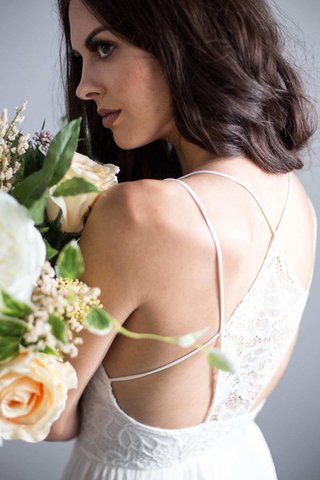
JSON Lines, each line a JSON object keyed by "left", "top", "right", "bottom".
{"left": 109, "top": 177, "right": 226, "bottom": 383}
{"left": 178, "top": 169, "right": 292, "bottom": 237}
{"left": 108, "top": 169, "right": 291, "bottom": 383}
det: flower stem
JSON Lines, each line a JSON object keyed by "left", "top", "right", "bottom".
{"left": 110, "top": 317, "right": 205, "bottom": 350}
{"left": 3, "top": 108, "right": 22, "bottom": 140}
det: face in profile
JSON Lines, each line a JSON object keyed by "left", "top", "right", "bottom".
{"left": 69, "top": 0, "right": 177, "bottom": 150}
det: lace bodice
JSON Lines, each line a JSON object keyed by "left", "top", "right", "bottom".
{"left": 70, "top": 170, "right": 316, "bottom": 472}
{"left": 206, "top": 238, "right": 308, "bottom": 421}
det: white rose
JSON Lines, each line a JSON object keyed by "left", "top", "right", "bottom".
{"left": 0, "top": 192, "right": 46, "bottom": 308}
{"left": 0, "top": 351, "right": 78, "bottom": 442}
{"left": 46, "top": 152, "right": 120, "bottom": 233}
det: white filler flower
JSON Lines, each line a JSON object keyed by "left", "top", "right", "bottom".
{"left": 0, "top": 192, "right": 46, "bottom": 308}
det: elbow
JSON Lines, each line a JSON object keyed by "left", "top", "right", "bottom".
{"left": 44, "top": 411, "right": 81, "bottom": 442}
{"left": 44, "top": 428, "right": 79, "bottom": 442}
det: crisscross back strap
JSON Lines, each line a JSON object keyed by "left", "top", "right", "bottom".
{"left": 180, "top": 170, "right": 292, "bottom": 237}
{"left": 108, "top": 169, "right": 291, "bottom": 382}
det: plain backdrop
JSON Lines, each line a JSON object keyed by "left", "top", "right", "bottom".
{"left": 0, "top": 1, "right": 319, "bottom": 479}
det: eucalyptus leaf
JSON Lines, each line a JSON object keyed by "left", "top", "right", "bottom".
{"left": 56, "top": 240, "right": 84, "bottom": 279}
{"left": 0, "top": 315, "right": 28, "bottom": 337}
{"left": 207, "top": 348, "right": 235, "bottom": 373}
{"left": 84, "top": 307, "right": 113, "bottom": 335}
{"left": 0, "top": 336, "right": 20, "bottom": 363}
{"left": 52, "top": 177, "right": 99, "bottom": 197}
{"left": 48, "top": 315, "right": 68, "bottom": 344}
{"left": 0, "top": 291, "right": 33, "bottom": 318}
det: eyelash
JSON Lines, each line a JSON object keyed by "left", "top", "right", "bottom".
{"left": 89, "top": 41, "right": 115, "bottom": 59}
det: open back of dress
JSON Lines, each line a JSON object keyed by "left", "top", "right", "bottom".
{"left": 61, "top": 170, "right": 317, "bottom": 480}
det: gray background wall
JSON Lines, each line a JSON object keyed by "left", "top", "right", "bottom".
{"left": 0, "top": 1, "right": 319, "bottom": 479}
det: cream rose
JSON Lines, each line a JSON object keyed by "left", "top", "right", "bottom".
{"left": 0, "top": 351, "right": 78, "bottom": 442}
{"left": 0, "top": 192, "right": 46, "bottom": 309}
{"left": 46, "top": 152, "right": 120, "bottom": 233}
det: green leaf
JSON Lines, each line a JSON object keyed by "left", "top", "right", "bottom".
{"left": 40, "top": 345, "right": 63, "bottom": 359}
{"left": 83, "top": 307, "right": 113, "bottom": 335}
{"left": 56, "top": 240, "right": 84, "bottom": 279}
{"left": 52, "top": 177, "right": 99, "bottom": 197}
{"left": 44, "top": 239, "right": 59, "bottom": 261}
{"left": 10, "top": 118, "right": 81, "bottom": 208}
{"left": 22, "top": 147, "right": 45, "bottom": 179}
{"left": 0, "top": 336, "right": 20, "bottom": 363}
{"left": 0, "top": 315, "right": 28, "bottom": 337}
{"left": 11, "top": 165, "right": 51, "bottom": 208}
{"left": 43, "top": 118, "right": 81, "bottom": 187}
{"left": 48, "top": 315, "right": 68, "bottom": 344}
{"left": 207, "top": 348, "right": 235, "bottom": 373}
{"left": 27, "top": 192, "right": 48, "bottom": 224}
{"left": 38, "top": 226, "right": 50, "bottom": 234}
{"left": 0, "top": 291, "right": 33, "bottom": 318}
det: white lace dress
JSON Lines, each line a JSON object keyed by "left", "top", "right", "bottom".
{"left": 61, "top": 170, "right": 316, "bottom": 480}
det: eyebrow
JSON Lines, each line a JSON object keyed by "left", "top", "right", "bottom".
{"left": 71, "top": 26, "right": 110, "bottom": 56}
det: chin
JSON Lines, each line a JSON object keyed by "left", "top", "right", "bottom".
{"left": 112, "top": 131, "right": 159, "bottom": 150}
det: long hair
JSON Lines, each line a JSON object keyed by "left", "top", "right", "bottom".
{"left": 57, "top": 0, "right": 317, "bottom": 182}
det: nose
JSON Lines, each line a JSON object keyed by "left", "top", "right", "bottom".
{"left": 75, "top": 62, "right": 101, "bottom": 101}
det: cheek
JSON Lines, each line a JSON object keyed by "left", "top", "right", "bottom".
{"left": 125, "top": 60, "right": 170, "bottom": 112}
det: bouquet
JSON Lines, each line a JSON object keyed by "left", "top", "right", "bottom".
{"left": 0, "top": 104, "right": 234, "bottom": 444}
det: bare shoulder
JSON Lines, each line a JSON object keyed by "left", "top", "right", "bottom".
{"left": 79, "top": 179, "right": 176, "bottom": 306}
{"left": 87, "top": 178, "right": 174, "bottom": 231}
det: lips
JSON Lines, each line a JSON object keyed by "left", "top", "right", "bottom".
{"left": 99, "top": 110, "right": 121, "bottom": 128}
{"left": 98, "top": 108, "right": 121, "bottom": 117}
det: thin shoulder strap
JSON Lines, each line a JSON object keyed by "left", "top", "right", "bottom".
{"left": 179, "top": 170, "right": 292, "bottom": 237}
{"left": 108, "top": 178, "right": 225, "bottom": 383}
{"left": 108, "top": 169, "right": 291, "bottom": 383}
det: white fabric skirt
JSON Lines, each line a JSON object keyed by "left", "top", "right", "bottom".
{"left": 61, "top": 420, "right": 277, "bottom": 480}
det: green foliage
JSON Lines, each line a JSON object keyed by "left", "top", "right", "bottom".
{"left": 40, "top": 345, "right": 63, "bottom": 358}
{"left": 0, "top": 291, "right": 33, "bottom": 318}
{"left": 22, "top": 147, "right": 46, "bottom": 179}
{"left": 10, "top": 118, "right": 81, "bottom": 209}
{"left": 27, "top": 192, "right": 47, "bottom": 224}
{"left": 0, "top": 315, "right": 28, "bottom": 336}
{"left": 48, "top": 315, "right": 68, "bottom": 344}
{"left": 45, "top": 118, "right": 81, "bottom": 187}
{"left": 0, "top": 336, "right": 20, "bottom": 363}
{"left": 0, "top": 315, "right": 28, "bottom": 363}
{"left": 56, "top": 240, "right": 84, "bottom": 279}
{"left": 84, "top": 307, "right": 113, "bottom": 334}
{"left": 44, "top": 239, "right": 59, "bottom": 261}
{"left": 52, "top": 177, "right": 99, "bottom": 197}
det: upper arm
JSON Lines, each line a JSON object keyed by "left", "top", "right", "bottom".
{"left": 48, "top": 181, "right": 147, "bottom": 438}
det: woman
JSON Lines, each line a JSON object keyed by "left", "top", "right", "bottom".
{"left": 51, "top": 0, "right": 317, "bottom": 478}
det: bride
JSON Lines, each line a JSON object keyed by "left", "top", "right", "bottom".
{"left": 47, "top": 0, "right": 317, "bottom": 478}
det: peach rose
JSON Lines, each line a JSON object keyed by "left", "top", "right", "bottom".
{"left": 46, "top": 152, "right": 120, "bottom": 233}
{"left": 0, "top": 351, "right": 77, "bottom": 442}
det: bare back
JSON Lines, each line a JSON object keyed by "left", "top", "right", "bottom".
{"left": 103, "top": 161, "right": 316, "bottom": 429}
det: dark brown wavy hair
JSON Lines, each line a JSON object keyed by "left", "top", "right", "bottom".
{"left": 57, "top": 0, "right": 317, "bottom": 182}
